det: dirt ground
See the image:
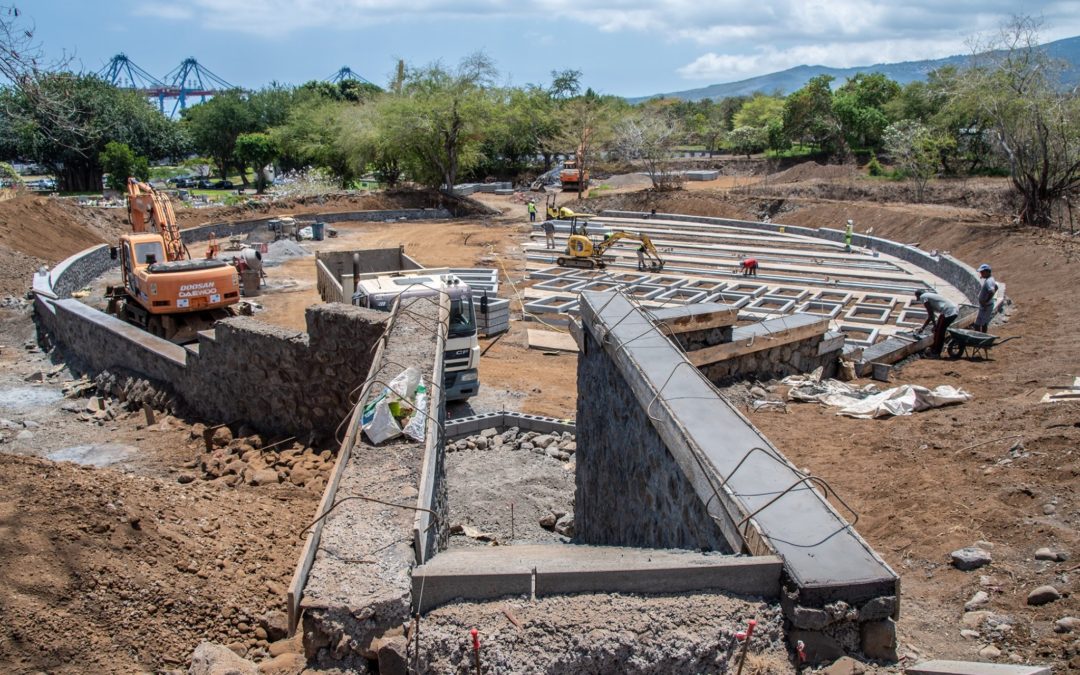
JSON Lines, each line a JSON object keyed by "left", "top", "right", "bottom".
{"left": 1, "top": 168, "right": 1078, "bottom": 672}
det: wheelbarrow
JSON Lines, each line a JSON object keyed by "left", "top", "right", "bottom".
{"left": 944, "top": 327, "right": 1020, "bottom": 360}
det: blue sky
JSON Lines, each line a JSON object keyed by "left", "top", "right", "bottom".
{"left": 27, "top": 0, "right": 1080, "bottom": 98}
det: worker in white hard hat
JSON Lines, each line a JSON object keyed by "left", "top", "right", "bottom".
{"left": 973, "top": 263, "right": 998, "bottom": 333}
{"left": 844, "top": 219, "right": 854, "bottom": 253}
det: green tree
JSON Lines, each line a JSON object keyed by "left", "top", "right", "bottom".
{"left": 782, "top": 75, "right": 842, "bottom": 155}
{"left": 961, "top": 17, "right": 1080, "bottom": 226}
{"left": 99, "top": 141, "right": 149, "bottom": 191}
{"left": 555, "top": 91, "right": 616, "bottom": 197}
{"left": 235, "top": 132, "right": 279, "bottom": 193}
{"left": 0, "top": 72, "right": 184, "bottom": 191}
{"left": 832, "top": 73, "right": 900, "bottom": 151}
{"left": 181, "top": 89, "right": 257, "bottom": 183}
{"left": 377, "top": 53, "right": 500, "bottom": 191}
{"left": 733, "top": 93, "right": 785, "bottom": 129}
{"left": 726, "top": 126, "right": 767, "bottom": 159}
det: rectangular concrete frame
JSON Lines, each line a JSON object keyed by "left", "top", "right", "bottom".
{"left": 609, "top": 272, "right": 651, "bottom": 285}
{"left": 707, "top": 291, "right": 752, "bottom": 308}
{"left": 578, "top": 281, "right": 623, "bottom": 293}
{"left": 906, "top": 661, "right": 1051, "bottom": 675}
{"left": 813, "top": 290, "right": 853, "bottom": 304}
{"left": 625, "top": 284, "right": 667, "bottom": 301}
{"left": 681, "top": 279, "right": 728, "bottom": 292}
{"left": 767, "top": 286, "right": 810, "bottom": 302}
{"left": 579, "top": 291, "right": 899, "bottom": 607}
{"left": 726, "top": 282, "right": 768, "bottom": 297}
{"left": 654, "top": 287, "right": 710, "bottom": 305}
{"left": 749, "top": 295, "right": 798, "bottom": 313}
{"left": 843, "top": 304, "right": 892, "bottom": 325}
{"left": 839, "top": 324, "right": 880, "bottom": 346}
{"left": 897, "top": 308, "right": 928, "bottom": 327}
{"left": 533, "top": 278, "right": 588, "bottom": 293}
{"left": 798, "top": 301, "right": 843, "bottom": 319}
{"left": 857, "top": 293, "right": 898, "bottom": 308}
{"left": 527, "top": 266, "right": 576, "bottom": 280}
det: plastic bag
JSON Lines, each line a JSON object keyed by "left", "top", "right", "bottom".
{"left": 363, "top": 396, "right": 402, "bottom": 444}
{"left": 402, "top": 379, "right": 428, "bottom": 443}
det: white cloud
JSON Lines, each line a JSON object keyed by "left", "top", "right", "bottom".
{"left": 131, "top": 3, "right": 194, "bottom": 21}
{"left": 132, "top": 0, "right": 1080, "bottom": 81}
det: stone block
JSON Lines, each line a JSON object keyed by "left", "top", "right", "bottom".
{"left": 906, "top": 661, "right": 1051, "bottom": 675}
{"left": 789, "top": 629, "right": 845, "bottom": 665}
{"left": 860, "top": 618, "right": 897, "bottom": 661}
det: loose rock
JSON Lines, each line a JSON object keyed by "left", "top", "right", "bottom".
{"left": 1054, "top": 617, "right": 1079, "bottom": 633}
{"left": 1027, "top": 585, "right": 1061, "bottom": 606}
{"left": 964, "top": 591, "right": 990, "bottom": 612}
{"left": 1034, "top": 547, "right": 1068, "bottom": 562}
{"left": 951, "top": 547, "right": 992, "bottom": 571}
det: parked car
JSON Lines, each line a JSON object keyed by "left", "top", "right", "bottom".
{"left": 168, "top": 175, "right": 194, "bottom": 188}
{"left": 211, "top": 179, "right": 233, "bottom": 190}
{"left": 195, "top": 178, "right": 214, "bottom": 189}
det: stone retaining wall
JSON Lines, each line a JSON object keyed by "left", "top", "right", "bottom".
{"left": 576, "top": 322, "right": 733, "bottom": 552}
{"left": 38, "top": 298, "right": 387, "bottom": 439}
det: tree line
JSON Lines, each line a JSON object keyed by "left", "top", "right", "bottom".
{"left": 0, "top": 10, "right": 1075, "bottom": 227}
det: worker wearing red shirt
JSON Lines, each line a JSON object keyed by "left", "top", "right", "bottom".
{"left": 739, "top": 258, "right": 759, "bottom": 277}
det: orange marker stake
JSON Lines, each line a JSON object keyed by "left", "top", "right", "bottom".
{"left": 470, "top": 627, "right": 481, "bottom": 674}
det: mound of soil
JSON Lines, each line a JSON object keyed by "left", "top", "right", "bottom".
{"left": 767, "top": 161, "right": 857, "bottom": 184}
{"left": 0, "top": 193, "right": 128, "bottom": 296}
{"left": 174, "top": 188, "right": 498, "bottom": 229}
{"left": 0, "top": 452, "right": 318, "bottom": 673}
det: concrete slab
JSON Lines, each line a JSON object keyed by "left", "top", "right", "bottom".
{"left": 412, "top": 545, "right": 782, "bottom": 612}
{"left": 580, "top": 291, "right": 898, "bottom": 606}
{"left": 527, "top": 328, "right": 580, "bottom": 353}
{"left": 906, "top": 661, "right": 1051, "bottom": 675}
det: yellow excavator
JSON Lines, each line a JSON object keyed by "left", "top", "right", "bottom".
{"left": 557, "top": 231, "right": 665, "bottom": 271}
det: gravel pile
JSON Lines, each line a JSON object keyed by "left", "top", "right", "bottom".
{"left": 448, "top": 426, "right": 576, "bottom": 461}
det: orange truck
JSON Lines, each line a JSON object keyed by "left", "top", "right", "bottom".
{"left": 107, "top": 178, "right": 239, "bottom": 343}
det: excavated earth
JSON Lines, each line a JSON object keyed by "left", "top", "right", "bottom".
{"left": 0, "top": 170, "right": 1077, "bottom": 672}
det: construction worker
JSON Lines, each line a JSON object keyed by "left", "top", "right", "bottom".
{"left": 637, "top": 245, "right": 646, "bottom": 271}
{"left": 739, "top": 258, "right": 759, "bottom": 277}
{"left": 915, "top": 289, "right": 959, "bottom": 358}
{"left": 973, "top": 263, "right": 998, "bottom": 333}
{"left": 542, "top": 219, "right": 556, "bottom": 249}
{"left": 844, "top": 219, "right": 854, "bottom": 253}
{"left": 527, "top": 200, "right": 537, "bottom": 223}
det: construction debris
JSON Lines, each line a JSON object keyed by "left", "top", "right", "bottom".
{"left": 783, "top": 372, "right": 972, "bottom": 418}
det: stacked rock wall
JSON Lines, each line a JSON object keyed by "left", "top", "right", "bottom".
{"left": 576, "top": 325, "right": 733, "bottom": 552}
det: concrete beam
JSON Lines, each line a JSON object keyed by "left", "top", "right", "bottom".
{"left": 906, "top": 661, "right": 1051, "bottom": 675}
{"left": 411, "top": 545, "right": 783, "bottom": 613}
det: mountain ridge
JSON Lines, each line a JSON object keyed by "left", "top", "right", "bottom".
{"left": 630, "top": 34, "right": 1080, "bottom": 102}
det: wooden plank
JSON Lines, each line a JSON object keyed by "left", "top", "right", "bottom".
{"left": 686, "top": 317, "right": 829, "bottom": 367}
{"left": 527, "top": 328, "right": 580, "bottom": 353}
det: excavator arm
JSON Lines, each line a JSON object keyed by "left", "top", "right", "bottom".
{"left": 127, "top": 177, "right": 185, "bottom": 262}
{"left": 596, "top": 231, "right": 664, "bottom": 269}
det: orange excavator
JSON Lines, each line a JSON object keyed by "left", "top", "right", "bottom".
{"left": 106, "top": 178, "right": 240, "bottom": 343}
